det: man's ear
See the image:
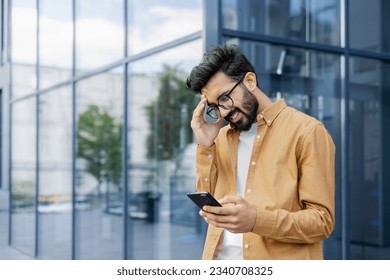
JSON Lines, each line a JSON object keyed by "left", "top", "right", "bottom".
{"left": 244, "top": 72, "right": 257, "bottom": 92}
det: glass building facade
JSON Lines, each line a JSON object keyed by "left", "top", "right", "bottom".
{"left": 0, "top": 0, "right": 389, "bottom": 260}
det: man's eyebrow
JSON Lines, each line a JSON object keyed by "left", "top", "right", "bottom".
{"left": 203, "top": 90, "right": 229, "bottom": 106}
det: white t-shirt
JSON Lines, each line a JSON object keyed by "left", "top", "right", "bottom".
{"left": 217, "top": 123, "right": 258, "bottom": 260}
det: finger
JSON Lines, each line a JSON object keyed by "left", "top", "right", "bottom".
{"left": 203, "top": 204, "right": 237, "bottom": 216}
{"left": 198, "top": 95, "right": 207, "bottom": 107}
{"left": 192, "top": 100, "right": 205, "bottom": 118}
{"left": 218, "top": 196, "right": 243, "bottom": 205}
{"left": 199, "top": 210, "right": 211, "bottom": 224}
{"left": 202, "top": 211, "right": 239, "bottom": 224}
{"left": 206, "top": 219, "right": 240, "bottom": 232}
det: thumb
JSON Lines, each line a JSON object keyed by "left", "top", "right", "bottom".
{"left": 219, "top": 196, "right": 242, "bottom": 205}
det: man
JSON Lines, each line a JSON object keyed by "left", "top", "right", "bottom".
{"left": 186, "top": 44, "right": 335, "bottom": 260}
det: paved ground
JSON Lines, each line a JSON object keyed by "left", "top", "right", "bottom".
{"left": 3, "top": 189, "right": 390, "bottom": 260}
{"left": 0, "top": 189, "right": 204, "bottom": 260}
{"left": 0, "top": 190, "right": 34, "bottom": 259}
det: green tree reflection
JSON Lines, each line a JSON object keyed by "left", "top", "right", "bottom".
{"left": 145, "top": 65, "right": 196, "bottom": 160}
{"left": 77, "top": 105, "right": 122, "bottom": 192}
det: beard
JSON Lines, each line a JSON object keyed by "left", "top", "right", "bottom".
{"left": 225, "top": 86, "right": 259, "bottom": 131}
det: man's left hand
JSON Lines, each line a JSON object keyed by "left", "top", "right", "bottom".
{"left": 200, "top": 196, "right": 257, "bottom": 233}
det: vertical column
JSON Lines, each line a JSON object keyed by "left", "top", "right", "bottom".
{"left": 123, "top": 0, "right": 132, "bottom": 260}
{"left": 203, "top": 0, "right": 221, "bottom": 50}
{"left": 381, "top": 1, "right": 390, "bottom": 245}
{"left": 71, "top": 0, "right": 77, "bottom": 260}
{"left": 340, "top": 0, "right": 350, "bottom": 260}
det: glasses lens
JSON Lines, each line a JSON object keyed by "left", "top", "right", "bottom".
{"left": 218, "top": 95, "right": 233, "bottom": 109}
{"left": 206, "top": 106, "right": 220, "bottom": 119}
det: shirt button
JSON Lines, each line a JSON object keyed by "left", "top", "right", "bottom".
{"left": 244, "top": 244, "right": 249, "bottom": 249}
{"left": 247, "top": 188, "right": 252, "bottom": 194}
{"left": 267, "top": 120, "right": 271, "bottom": 125}
{"left": 259, "top": 114, "right": 264, "bottom": 119}
{"left": 204, "top": 178, "right": 209, "bottom": 182}
{"left": 251, "top": 161, "right": 256, "bottom": 166}
{"left": 207, "top": 154, "right": 212, "bottom": 159}
{"left": 256, "top": 135, "right": 261, "bottom": 140}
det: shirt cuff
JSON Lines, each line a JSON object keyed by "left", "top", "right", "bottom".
{"left": 251, "top": 209, "right": 275, "bottom": 237}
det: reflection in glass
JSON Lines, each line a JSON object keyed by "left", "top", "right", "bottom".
{"left": 11, "top": 98, "right": 37, "bottom": 256}
{"left": 127, "top": 0, "right": 202, "bottom": 55}
{"left": 127, "top": 40, "right": 203, "bottom": 259}
{"left": 11, "top": 0, "right": 37, "bottom": 99}
{"left": 38, "top": 87, "right": 72, "bottom": 259}
{"left": 350, "top": 0, "right": 390, "bottom": 53}
{"left": 76, "top": 0, "right": 124, "bottom": 72}
{"left": 11, "top": 0, "right": 37, "bottom": 64}
{"left": 75, "top": 68, "right": 124, "bottom": 259}
{"left": 39, "top": 0, "right": 72, "bottom": 89}
{"left": 349, "top": 57, "right": 390, "bottom": 259}
{"left": 222, "top": 0, "right": 340, "bottom": 46}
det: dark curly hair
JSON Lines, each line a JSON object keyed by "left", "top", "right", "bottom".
{"left": 186, "top": 44, "right": 256, "bottom": 94}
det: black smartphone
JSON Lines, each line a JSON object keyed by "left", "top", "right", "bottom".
{"left": 203, "top": 104, "right": 219, "bottom": 123}
{"left": 187, "top": 191, "right": 222, "bottom": 209}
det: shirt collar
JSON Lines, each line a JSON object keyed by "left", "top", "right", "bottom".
{"left": 256, "top": 98, "right": 287, "bottom": 126}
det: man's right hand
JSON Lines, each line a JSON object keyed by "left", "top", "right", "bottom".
{"left": 191, "top": 95, "right": 225, "bottom": 148}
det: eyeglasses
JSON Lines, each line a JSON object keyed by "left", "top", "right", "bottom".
{"left": 206, "top": 74, "right": 245, "bottom": 119}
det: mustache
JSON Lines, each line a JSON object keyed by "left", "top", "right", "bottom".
{"left": 225, "top": 108, "right": 240, "bottom": 121}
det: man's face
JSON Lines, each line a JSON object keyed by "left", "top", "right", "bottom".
{"left": 202, "top": 72, "right": 259, "bottom": 131}
{"left": 226, "top": 85, "right": 259, "bottom": 131}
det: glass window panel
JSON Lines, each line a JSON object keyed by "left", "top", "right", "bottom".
{"left": 75, "top": 68, "right": 124, "bottom": 259}
{"left": 75, "top": 0, "right": 124, "bottom": 72}
{"left": 350, "top": 0, "right": 390, "bottom": 54}
{"left": 11, "top": 0, "right": 37, "bottom": 99}
{"left": 12, "top": 64, "right": 36, "bottom": 98}
{"left": 11, "top": 97, "right": 36, "bottom": 256}
{"left": 38, "top": 87, "right": 72, "bottom": 259}
{"left": 11, "top": 0, "right": 36, "bottom": 64}
{"left": 39, "top": 0, "right": 72, "bottom": 89}
{"left": 222, "top": 0, "right": 340, "bottom": 46}
{"left": 349, "top": 57, "right": 390, "bottom": 259}
{"left": 127, "top": 40, "right": 203, "bottom": 259}
{"left": 224, "top": 38, "right": 342, "bottom": 259}
{"left": 127, "top": 0, "right": 202, "bottom": 55}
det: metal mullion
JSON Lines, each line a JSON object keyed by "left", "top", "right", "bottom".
{"left": 123, "top": 31, "right": 202, "bottom": 64}
{"left": 222, "top": 28, "right": 345, "bottom": 55}
{"left": 203, "top": 0, "right": 221, "bottom": 48}
{"left": 348, "top": 48, "right": 390, "bottom": 61}
{"left": 340, "top": 0, "right": 350, "bottom": 260}
{"left": 71, "top": 0, "right": 76, "bottom": 260}
{"left": 7, "top": 0, "right": 12, "bottom": 247}
{"left": 223, "top": 29, "right": 390, "bottom": 62}
{"left": 34, "top": 0, "right": 40, "bottom": 259}
{"left": 122, "top": 0, "right": 131, "bottom": 260}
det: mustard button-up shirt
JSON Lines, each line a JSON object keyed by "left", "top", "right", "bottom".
{"left": 196, "top": 99, "right": 335, "bottom": 260}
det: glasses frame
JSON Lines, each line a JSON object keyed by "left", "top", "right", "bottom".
{"left": 206, "top": 74, "right": 245, "bottom": 119}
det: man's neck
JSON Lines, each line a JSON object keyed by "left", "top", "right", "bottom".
{"left": 256, "top": 89, "right": 273, "bottom": 113}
